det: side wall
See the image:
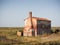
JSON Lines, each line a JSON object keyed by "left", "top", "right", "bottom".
{"left": 23, "top": 18, "right": 32, "bottom": 36}
{"left": 23, "top": 18, "right": 37, "bottom": 36}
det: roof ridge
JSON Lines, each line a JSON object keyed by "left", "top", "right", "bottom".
{"left": 24, "top": 16, "right": 51, "bottom": 21}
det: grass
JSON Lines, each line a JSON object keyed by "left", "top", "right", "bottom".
{"left": 0, "top": 27, "right": 60, "bottom": 45}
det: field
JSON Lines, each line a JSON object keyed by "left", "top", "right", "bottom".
{"left": 0, "top": 27, "right": 60, "bottom": 45}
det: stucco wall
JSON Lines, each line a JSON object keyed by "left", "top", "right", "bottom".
{"left": 23, "top": 18, "right": 37, "bottom": 36}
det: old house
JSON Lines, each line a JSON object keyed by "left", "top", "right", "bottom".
{"left": 23, "top": 12, "right": 51, "bottom": 36}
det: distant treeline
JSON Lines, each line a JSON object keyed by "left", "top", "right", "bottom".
{"left": 0, "top": 27, "right": 60, "bottom": 32}
{"left": 0, "top": 27, "right": 24, "bottom": 29}
{"left": 0, "top": 27, "right": 60, "bottom": 29}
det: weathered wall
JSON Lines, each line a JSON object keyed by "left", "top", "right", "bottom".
{"left": 23, "top": 18, "right": 37, "bottom": 36}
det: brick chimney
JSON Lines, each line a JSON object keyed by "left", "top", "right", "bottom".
{"left": 29, "top": 11, "right": 32, "bottom": 18}
{"left": 29, "top": 11, "right": 33, "bottom": 28}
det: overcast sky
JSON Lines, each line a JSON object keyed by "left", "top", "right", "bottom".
{"left": 0, "top": 0, "right": 60, "bottom": 27}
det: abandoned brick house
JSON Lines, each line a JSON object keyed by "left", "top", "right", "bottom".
{"left": 23, "top": 12, "right": 51, "bottom": 36}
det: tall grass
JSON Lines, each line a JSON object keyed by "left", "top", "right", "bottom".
{"left": 0, "top": 27, "right": 60, "bottom": 45}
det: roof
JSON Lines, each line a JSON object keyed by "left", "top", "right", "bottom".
{"left": 24, "top": 17, "right": 51, "bottom": 21}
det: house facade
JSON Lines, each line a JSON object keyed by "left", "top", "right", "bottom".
{"left": 23, "top": 12, "right": 51, "bottom": 36}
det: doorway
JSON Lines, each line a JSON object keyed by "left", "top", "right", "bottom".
{"left": 32, "top": 29, "right": 35, "bottom": 36}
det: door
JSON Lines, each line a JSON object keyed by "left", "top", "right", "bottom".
{"left": 32, "top": 29, "right": 35, "bottom": 36}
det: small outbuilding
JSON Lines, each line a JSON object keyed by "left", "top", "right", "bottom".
{"left": 23, "top": 12, "right": 51, "bottom": 36}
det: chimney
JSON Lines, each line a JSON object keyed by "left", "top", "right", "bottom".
{"left": 29, "top": 11, "right": 33, "bottom": 28}
{"left": 29, "top": 11, "right": 32, "bottom": 18}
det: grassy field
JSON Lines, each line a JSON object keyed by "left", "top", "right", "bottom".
{"left": 0, "top": 27, "right": 60, "bottom": 45}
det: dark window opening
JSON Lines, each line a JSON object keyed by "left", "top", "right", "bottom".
{"left": 37, "top": 20, "right": 51, "bottom": 35}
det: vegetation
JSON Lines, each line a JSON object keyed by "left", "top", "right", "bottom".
{"left": 0, "top": 27, "right": 60, "bottom": 45}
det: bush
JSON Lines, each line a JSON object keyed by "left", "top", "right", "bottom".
{"left": 55, "top": 29, "right": 60, "bottom": 34}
